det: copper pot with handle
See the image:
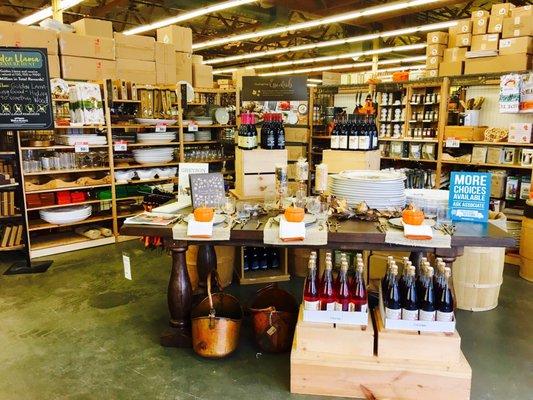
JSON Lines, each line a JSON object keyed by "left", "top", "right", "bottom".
{"left": 191, "top": 271, "right": 242, "bottom": 358}
{"left": 249, "top": 284, "right": 298, "bottom": 353}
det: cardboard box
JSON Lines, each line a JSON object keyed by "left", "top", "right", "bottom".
{"left": 71, "top": 18, "right": 113, "bottom": 38}
{"left": 47, "top": 55, "right": 60, "bottom": 78}
{"left": 454, "top": 33, "right": 472, "bottom": 47}
{"left": 426, "top": 55, "right": 442, "bottom": 69}
{"left": 155, "top": 42, "right": 174, "bottom": 64}
{"left": 488, "top": 16, "right": 504, "bottom": 33}
{"left": 157, "top": 25, "right": 192, "bottom": 53}
{"left": 491, "top": 3, "right": 515, "bottom": 17}
{"left": 426, "top": 43, "right": 447, "bottom": 56}
{"left": 192, "top": 64, "right": 213, "bottom": 88}
{"left": 472, "top": 17, "right": 488, "bottom": 35}
{"left": 471, "top": 34, "right": 500, "bottom": 51}
{"left": 191, "top": 55, "right": 203, "bottom": 64}
{"left": 471, "top": 9, "right": 489, "bottom": 19}
{"left": 444, "top": 47, "right": 468, "bottom": 62}
{"left": 156, "top": 62, "right": 177, "bottom": 85}
{"left": 455, "top": 19, "right": 472, "bottom": 33}
{"left": 322, "top": 72, "right": 342, "bottom": 85}
{"left": 175, "top": 52, "right": 192, "bottom": 84}
{"left": 511, "top": 5, "right": 532, "bottom": 17}
{"left": 491, "top": 170, "right": 507, "bottom": 198}
{"left": 58, "top": 32, "right": 115, "bottom": 60}
{"left": 439, "top": 61, "right": 464, "bottom": 76}
{"left": 114, "top": 32, "right": 154, "bottom": 61}
{"left": 427, "top": 31, "right": 448, "bottom": 45}
{"left": 60, "top": 56, "right": 116, "bottom": 80}
{"left": 116, "top": 59, "right": 156, "bottom": 85}
{"left": 509, "top": 122, "right": 532, "bottom": 143}
{"left": 425, "top": 69, "right": 439, "bottom": 78}
{"left": 464, "top": 54, "right": 532, "bottom": 74}
{"left": 502, "top": 15, "right": 533, "bottom": 38}
{"left": 0, "top": 22, "right": 58, "bottom": 54}
{"left": 499, "top": 37, "right": 533, "bottom": 55}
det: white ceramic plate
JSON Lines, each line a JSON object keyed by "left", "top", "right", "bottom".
{"left": 185, "top": 214, "right": 226, "bottom": 225}
{"left": 388, "top": 217, "right": 436, "bottom": 229}
{"left": 135, "top": 118, "right": 177, "bottom": 126}
{"left": 215, "top": 108, "right": 230, "bottom": 125}
{"left": 274, "top": 214, "right": 317, "bottom": 226}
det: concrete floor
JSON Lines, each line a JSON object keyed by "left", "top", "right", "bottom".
{"left": 0, "top": 241, "right": 531, "bottom": 400}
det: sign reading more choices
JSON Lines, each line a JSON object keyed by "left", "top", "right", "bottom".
{"left": 449, "top": 172, "right": 491, "bottom": 222}
{"left": 0, "top": 48, "right": 53, "bottom": 130}
{"left": 241, "top": 76, "right": 308, "bottom": 101}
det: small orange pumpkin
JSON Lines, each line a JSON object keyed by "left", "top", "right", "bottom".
{"left": 402, "top": 206, "right": 425, "bottom": 226}
{"left": 194, "top": 206, "right": 214, "bottom": 222}
{"left": 284, "top": 206, "right": 305, "bottom": 223}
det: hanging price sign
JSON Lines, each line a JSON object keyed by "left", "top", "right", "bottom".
{"left": 74, "top": 142, "right": 89, "bottom": 153}
{"left": 188, "top": 123, "right": 198, "bottom": 132}
{"left": 445, "top": 138, "right": 460, "bottom": 148}
{"left": 155, "top": 123, "right": 167, "bottom": 133}
{"left": 114, "top": 141, "right": 127, "bottom": 151}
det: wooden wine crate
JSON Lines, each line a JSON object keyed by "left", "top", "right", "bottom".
{"left": 295, "top": 306, "right": 374, "bottom": 358}
{"left": 285, "top": 127, "right": 309, "bottom": 143}
{"left": 287, "top": 144, "right": 307, "bottom": 161}
{"left": 374, "top": 309, "right": 463, "bottom": 366}
{"left": 322, "top": 149, "right": 381, "bottom": 173}
{"left": 236, "top": 247, "right": 290, "bottom": 285}
{"left": 291, "top": 335, "right": 472, "bottom": 400}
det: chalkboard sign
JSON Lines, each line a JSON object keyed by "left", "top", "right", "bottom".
{"left": 189, "top": 172, "right": 225, "bottom": 209}
{"left": 449, "top": 171, "right": 491, "bottom": 222}
{"left": 0, "top": 47, "right": 53, "bottom": 130}
{"left": 242, "top": 76, "right": 308, "bottom": 101}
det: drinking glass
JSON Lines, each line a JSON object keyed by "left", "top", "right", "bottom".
{"left": 236, "top": 202, "right": 251, "bottom": 219}
{"left": 424, "top": 200, "right": 438, "bottom": 220}
{"left": 221, "top": 196, "right": 236, "bottom": 216}
{"left": 306, "top": 196, "right": 321, "bottom": 216}
{"left": 264, "top": 190, "right": 277, "bottom": 212}
{"left": 437, "top": 205, "right": 451, "bottom": 225}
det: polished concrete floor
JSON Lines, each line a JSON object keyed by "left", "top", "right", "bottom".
{"left": 0, "top": 241, "right": 531, "bottom": 400}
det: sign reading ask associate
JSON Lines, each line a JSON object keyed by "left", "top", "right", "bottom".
{"left": 0, "top": 47, "right": 53, "bottom": 131}
{"left": 449, "top": 171, "right": 491, "bottom": 222}
{"left": 241, "top": 75, "right": 308, "bottom": 101}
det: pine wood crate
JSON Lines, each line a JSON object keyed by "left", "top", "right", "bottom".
{"left": 374, "top": 309, "right": 462, "bottom": 365}
{"left": 285, "top": 127, "right": 309, "bottom": 143}
{"left": 322, "top": 149, "right": 381, "bottom": 173}
{"left": 236, "top": 247, "right": 290, "bottom": 285}
{"left": 291, "top": 335, "right": 472, "bottom": 400}
{"left": 295, "top": 306, "right": 374, "bottom": 358}
{"left": 287, "top": 144, "right": 307, "bottom": 161}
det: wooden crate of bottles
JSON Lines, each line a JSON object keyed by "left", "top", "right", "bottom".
{"left": 237, "top": 246, "right": 290, "bottom": 285}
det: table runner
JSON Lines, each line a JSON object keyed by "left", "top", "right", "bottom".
{"left": 263, "top": 218, "right": 327, "bottom": 246}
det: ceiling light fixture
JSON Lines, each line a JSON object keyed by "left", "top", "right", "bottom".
{"left": 203, "top": 20, "right": 456, "bottom": 65}
{"left": 122, "top": 0, "right": 256, "bottom": 35}
{"left": 18, "top": 0, "right": 85, "bottom": 25}
{"left": 193, "top": 0, "right": 441, "bottom": 50}
{"left": 308, "top": 78, "right": 323, "bottom": 83}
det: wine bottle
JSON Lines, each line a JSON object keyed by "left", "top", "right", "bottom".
{"left": 276, "top": 113, "right": 285, "bottom": 149}
{"left": 320, "top": 257, "right": 337, "bottom": 311}
{"left": 330, "top": 119, "right": 340, "bottom": 150}
{"left": 419, "top": 266, "right": 436, "bottom": 321}
{"left": 348, "top": 114, "right": 359, "bottom": 151}
{"left": 259, "top": 247, "right": 268, "bottom": 270}
{"left": 385, "top": 265, "right": 401, "bottom": 319}
{"left": 334, "top": 252, "right": 348, "bottom": 288}
{"left": 338, "top": 117, "right": 348, "bottom": 150}
{"left": 320, "top": 251, "right": 332, "bottom": 286}
{"left": 358, "top": 116, "right": 371, "bottom": 150}
{"left": 269, "top": 248, "right": 280, "bottom": 269}
{"left": 249, "top": 112, "right": 258, "bottom": 149}
{"left": 335, "top": 261, "right": 351, "bottom": 311}
{"left": 265, "top": 114, "right": 276, "bottom": 149}
{"left": 303, "top": 257, "right": 320, "bottom": 310}
{"left": 436, "top": 267, "right": 454, "bottom": 322}
{"left": 370, "top": 116, "right": 379, "bottom": 150}
{"left": 351, "top": 261, "right": 368, "bottom": 312}
{"left": 381, "top": 256, "right": 394, "bottom": 296}
{"left": 250, "top": 247, "right": 260, "bottom": 271}
{"left": 399, "top": 257, "right": 409, "bottom": 300}
{"left": 243, "top": 246, "right": 250, "bottom": 272}
{"left": 401, "top": 266, "right": 419, "bottom": 320}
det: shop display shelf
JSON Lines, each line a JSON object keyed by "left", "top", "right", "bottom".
{"left": 27, "top": 199, "right": 110, "bottom": 211}
{"left": 118, "top": 142, "right": 180, "bottom": 148}
{"left": 28, "top": 213, "right": 114, "bottom": 232}
{"left": 311, "top": 135, "right": 331, "bottom": 139}
{"left": 381, "top": 157, "right": 437, "bottom": 163}
{"left": 0, "top": 214, "right": 22, "bottom": 221}
{"left": 453, "top": 141, "right": 533, "bottom": 147}
{"left": 0, "top": 183, "right": 18, "bottom": 189}
{"left": 21, "top": 145, "right": 109, "bottom": 150}
{"left": 183, "top": 140, "right": 219, "bottom": 145}
{"left": 200, "top": 124, "right": 237, "bottom": 128}
{"left": 24, "top": 167, "right": 110, "bottom": 176}
{"left": 110, "top": 124, "right": 179, "bottom": 129}
{"left": 116, "top": 195, "right": 144, "bottom": 202}
{"left": 107, "top": 99, "right": 141, "bottom": 103}
{"left": 380, "top": 104, "right": 406, "bottom": 107}
{"left": 0, "top": 151, "right": 16, "bottom": 155}
{"left": 441, "top": 160, "right": 532, "bottom": 170}
{"left": 113, "top": 162, "right": 179, "bottom": 170}
{"left": 114, "top": 177, "right": 177, "bottom": 186}
{"left": 54, "top": 125, "right": 106, "bottom": 130}
{"left": 379, "top": 137, "right": 438, "bottom": 142}
{"left": 30, "top": 232, "right": 115, "bottom": 258}
{"left": 25, "top": 184, "right": 111, "bottom": 194}
{"left": 0, "top": 244, "right": 25, "bottom": 252}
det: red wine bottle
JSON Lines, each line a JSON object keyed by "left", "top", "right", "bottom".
{"left": 335, "top": 261, "right": 351, "bottom": 311}
{"left": 320, "top": 258, "right": 337, "bottom": 311}
{"left": 303, "top": 257, "right": 320, "bottom": 310}
{"left": 436, "top": 267, "right": 454, "bottom": 322}
{"left": 385, "top": 265, "right": 401, "bottom": 319}
{"left": 350, "top": 261, "right": 368, "bottom": 312}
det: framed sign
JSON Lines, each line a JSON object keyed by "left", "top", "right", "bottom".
{"left": 177, "top": 163, "right": 209, "bottom": 208}
{"left": 241, "top": 76, "right": 308, "bottom": 101}
{"left": 189, "top": 172, "right": 225, "bottom": 209}
{"left": 449, "top": 172, "right": 491, "bottom": 222}
{"left": 0, "top": 47, "right": 53, "bottom": 130}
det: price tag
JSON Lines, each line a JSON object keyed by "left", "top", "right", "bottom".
{"left": 122, "top": 252, "right": 132, "bottom": 280}
{"left": 74, "top": 142, "right": 89, "bottom": 153}
{"left": 446, "top": 138, "right": 460, "bottom": 148}
{"left": 155, "top": 123, "right": 167, "bottom": 133}
{"left": 114, "top": 141, "right": 127, "bottom": 151}
{"left": 188, "top": 123, "right": 199, "bottom": 132}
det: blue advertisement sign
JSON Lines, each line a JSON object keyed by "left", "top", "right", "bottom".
{"left": 449, "top": 172, "right": 491, "bottom": 222}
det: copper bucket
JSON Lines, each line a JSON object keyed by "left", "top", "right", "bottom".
{"left": 191, "top": 272, "right": 242, "bottom": 358}
{"left": 249, "top": 284, "right": 298, "bottom": 353}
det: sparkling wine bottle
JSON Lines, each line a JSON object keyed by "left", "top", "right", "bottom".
{"left": 399, "top": 257, "right": 410, "bottom": 300}
{"left": 381, "top": 256, "right": 394, "bottom": 295}
{"left": 437, "top": 267, "right": 454, "bottom": 322}
{"left": 401, "top": 266, "right": 419, "bottom": 321}
{"left": 385, "top": 265, "right": 401, "bottom": 319}
{"left": 303, "top": 257, "right": 320, "bottom": 310}
{"left": 320, "top": 252, "right": 332, "bottom": 286}
{"left": 419, "top": 266, "right": 436, "bottom": 321}
{"left": 351, "top": 261, "right": 368, "bottom": 312}
{"left": 320, "top": 257, "right": 337, "bottom": 311}
{"left": 335, "top": 261, "right": 351, "bottom": 311}
{"left": 334, "top": 252, "right": 348, "bottom": 288}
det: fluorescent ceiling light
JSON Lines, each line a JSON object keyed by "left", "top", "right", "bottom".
{"left": 123, "top": 0, "right": 256, "bottom": 35}
{"left": 308, "top": 79, "right": 323, "bottom": 83}
{"left": 307, "top": 83, "right": 318, "bottom": 87}
{"left": 18, "top": 0, "right": 84, "bottom": 25}
{"left": 193, "top": 0, "right": 441, "bottom": 50}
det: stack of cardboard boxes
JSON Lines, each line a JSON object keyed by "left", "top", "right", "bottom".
{"left": 437, "top": 3, "right": 532, "bottom": 76}
{"left": 425, "top": 31, "right": 449, "bottom": 78}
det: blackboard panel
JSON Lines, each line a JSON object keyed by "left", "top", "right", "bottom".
{"left": 0, "top": 47, "right": 53, "bottom": 131}
{"left": 242, "top": 76, "right": 308, "bottom": 101}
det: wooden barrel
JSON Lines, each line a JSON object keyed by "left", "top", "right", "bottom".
{"left": 288, "top": 248, "right": 312, "bottom": 277}
{"left": 186, "top": 245, "right": 236, "bottom": 290}
{"left": 519, "top": 216, "right": 533, "bottom": 282}
{"left": 452, "top": 247, "right": 505, "bottom": 311}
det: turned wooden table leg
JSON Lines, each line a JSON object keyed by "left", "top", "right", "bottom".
{"left": 436, "top": 247, "right": 464, "bottom": 310}
{"left": 196, "top": 244, "right": 217, "bottom": 289}
{"left": 160, "top": 241, "right": 193, "bottom": 348}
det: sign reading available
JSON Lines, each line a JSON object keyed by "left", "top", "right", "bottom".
{"left": 0, "top": 47, "right": 53, "bottom": 130}
{"left": 241, "top": 76, "right": 307, "bottom": 101}
{"left": 449, "top": 171, "right": 491, "bottom": 222}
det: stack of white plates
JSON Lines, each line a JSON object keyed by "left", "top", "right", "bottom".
{"left": 40, "top": 205, "right": 92, "bottom": 224}
{"left": 184, "top": 133, "right": 195, "bottom": 142}
{"left": 405, "top": 189, "right": 449, "bottom": 208}
{"left": 195, "top": 116, "right": 213, "bottom": 126}
{"left": 133, "top": 147, "right": 174, "bottom": 164}
{"left": 195, "top": 130, "right": 211, "bottom": 141}
{"left": 57, "top": 134, "right": 107, "bottom": 145}
{"left": 329, "top": 170, "right": 406, "bottom": 209}
{"left": 137, "top": 132, "right": 176, "bottom": 144}
{"left": 135, "top": 118, "right": 177, "bottom": 126}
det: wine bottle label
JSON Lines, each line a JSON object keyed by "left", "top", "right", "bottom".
{"left": 348, "top": 303, "right": 355, "bottom": 312}
{"left": 419, "top": 310, "right": 436, "bottom": 321}
{"left": 339, "top": 135, "right": 348, "bottom": 149}
{"left": 238, "top": 136, "right": 256, "bottom": 149}
{"left": 436, "top": 311, "right": 454, "bottom": 322}
{"left": 359, "top": 304, "right": 368, "bottom": 313}
{"left": 401, "top": 308, "right": 419, "bottom": 321}
{"left": 349, "top": 136, "right": 359, "bottom": 150}
{"left": 304, "top": 300, "right": 321, "bottom": 311}
{"left": 325, "top": 302, "right": 336, "bottom": 311}
{"left": 330, "top": 136, "right": 339, "bottom": 149}
{"left": 334, "top": 302, "right": 344, "bottom": 311}
{"left": 358, "top": 136, "right": 370, "bottom": 150}
{"left": 385, "top": 307, "right": 401, "bottom": 320}
{"left": 266, "top": 134, "right": 275, "bottom": 148}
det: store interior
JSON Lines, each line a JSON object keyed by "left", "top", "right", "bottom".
{"left": 0, "top": 1, "right": 532, "bottom": 400}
